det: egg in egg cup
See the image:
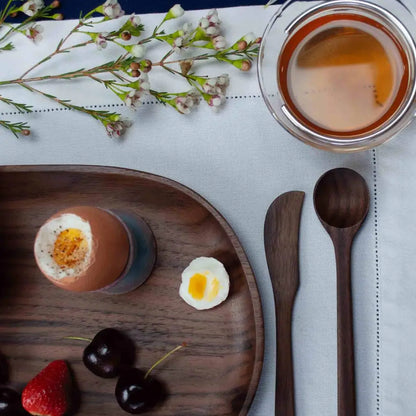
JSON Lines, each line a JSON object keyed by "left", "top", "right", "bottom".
{"left": 34, "top": 206, "right": 156, "bottom": 294}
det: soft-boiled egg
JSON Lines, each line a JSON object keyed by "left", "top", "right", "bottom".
{"left": 179, "top": 257, "right": 230, "bottom": 310}
{"left": 34, "top": 206, "right": 130, "bottom": 292}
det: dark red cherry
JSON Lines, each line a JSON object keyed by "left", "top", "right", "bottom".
{"left": 83, "top": 328, "right": 135, "bottom": 378}
{"left": 0, "top": 353, "right": 8, "bottom": 384}
{"left": 0, "top": 387, "right": 29, "bottom": 415}
{"left": 115, "top": 368, "right": 165, "bottom": 414}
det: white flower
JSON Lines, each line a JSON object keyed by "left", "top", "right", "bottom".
{"left": 206, "top": 9, "right": 220, "bottom": 25}
{"left": 199, "top": 17, "right": 209, "bottom": 29}
{"left": 139, "top": 72, "right": 149, "bottom": 82}
{"left": 174, "top": 23, "right": 194, "bottom": 51}
{"left": 173, "top": 36, "right": 185, "bottom": 52}
{"left": 125, "top": 90, "right": 144, "bottom": 109}
{"left": 139, "top": 75, "right": 150, "bottom": 92}
{"left": 202, "top": 78, "right": 217, "bottom": 95}
{"left": 170, "top": 4, "right": 184, "bottom": 18}
{"left": 175, "top": 96, "right": 192, "bottom": 114}
{"left": 206, "top": 25, "right": 220, "bottom": 37}
{"left": 188, "top": 88, "right": 200, "bottom": 102}
{"left": 103, "top": 0, "right": 124, "bottom": 19}
{"left": 129, "top": 13, "right": 141, "bottom": 27}
{"left": 22, "top": 0, "right": 44, "bottom": 16}
{"left": 217, "top": 74, "right": 230, "bottom": 91}
{"left": 125, "top": 75, "right": 150, "bottom": 109}
{"left": 243, "top": 32, "right": 256, "bottom": 44}
{"left": 25, "top": 24, "right": 43, "bottom": 43}
{"left": 202, "top": 74, "right": 229, "bottom": 96}
{"left": 182, "top": 23, "right": 193, "bottom": 35}
{"left": 212, "top": 35, "right": 226, "bottom": 50}
{"left": 208, "top": 94, "right": 225, "bottom": 111}
{"left": 105, "top": 119, "right": 131, "bottom": 137}
{"left": 95, "top": 33, "right": 108, "bottom": 50}
{"left": 175, "top": 89, "right": 200, "bottom": 114}
{"left": 130, "top": 44, "right": 146, "bottom": 58}
{"left": 198, "top": 9, "right": 221, "bottom": 38}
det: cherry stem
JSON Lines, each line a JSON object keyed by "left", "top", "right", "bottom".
{"left": 144, "top": 343, "right": 186, "bottom": 380}
{"left": 64, "top": 336, "right": 92, "bottom": 343}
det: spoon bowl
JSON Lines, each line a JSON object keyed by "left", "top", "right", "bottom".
{"left": 313, "top": 167, "right": 370, "bottom": 416}
{"left": 314, "top": 168, "right": 370, "bottom": 229}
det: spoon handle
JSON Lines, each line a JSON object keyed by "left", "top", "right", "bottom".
{"left": 333, "top": 235, "right": 356, "bottom": 416}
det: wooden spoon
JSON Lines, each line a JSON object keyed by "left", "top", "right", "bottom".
{"left": 313, "top": 168, "right": 370, "bottom": 416}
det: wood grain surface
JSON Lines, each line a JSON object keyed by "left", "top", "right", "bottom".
{"left": 264, "top": 191, "right": 304, "bottom": 416}
{"left": 314, "top": 168, "right": 370, "bottom": 416}
{"left": 0, "top": 165, "right": 264, "bottom": 416}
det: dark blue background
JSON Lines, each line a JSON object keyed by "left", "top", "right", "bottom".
{"left": 55, "top": 0, "right": 273, "bottom": 17}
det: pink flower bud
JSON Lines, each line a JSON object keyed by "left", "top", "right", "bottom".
{"left": 241, "top": 60, "right": 252, "bottom": 71}
{"left": 141, "top": 59, "right": 152, "bottom": 73}
{"left": 121, "top": 31, "right": 131, "bottom": 41}
{"left": 237, "top": 40, "right": 247, "bottom": 51}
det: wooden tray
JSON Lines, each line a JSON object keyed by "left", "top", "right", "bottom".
{"left": 0, "top": 165, "right": 264, "bottom": 416}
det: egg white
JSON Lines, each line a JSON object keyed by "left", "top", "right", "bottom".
{"left": 34, "top": 213, "right": 93, "bottom": 280}
{"left": 179, "top": 257, "right": 230, "bottom": 310}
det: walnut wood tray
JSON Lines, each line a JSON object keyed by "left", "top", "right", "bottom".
{"left": 0, "top": 165, "right": 264, "bottom": 416}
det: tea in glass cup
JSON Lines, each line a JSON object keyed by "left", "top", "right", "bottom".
{"left": 259, "top": 0, "right": 416, "bottom": 151}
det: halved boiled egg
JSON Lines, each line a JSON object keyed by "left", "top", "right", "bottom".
{"left": 34, "top": 206, "right": 130, "bottom": 292}
{"left": 179, "top": 257, "right": 230, "bottom": 310}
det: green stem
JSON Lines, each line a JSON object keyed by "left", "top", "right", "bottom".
{"left": 144, "top": 344, "right": 185, "bottom": 379}
{"left": 13, "top": 83, "right": 122, "bottom": 132}
{"left": 82, "top": 8, "right": 100, "bottom": 21}
{"left": 0, "top": 0, "right": 14, "bottom": 25}
{"left": 0, "top": 94, "right": 32, "bottom": 112}
{"left": 0, "top": 26, "right": 14, "bottom": 44}
{"left": 19, "top": 82, "right": 112, "bottom": 122}
{"left": 154, "top": 54, "right": 211, "bottom": 68}
{"left": 0, "top": 3, "right": 59, "bottom": 44}
{"left": 158, "top": 64, "right": 198, "bottom": 85}
{"left": 0, "top": 119, "right": 30, "bottom": 137}
{"left": 0, "top": 59, "right": 125, "bottom": 87}
{"left": 19, "top": 21, "right": 88, "bottom": 79}
{"left": 0, "top": 18, "right": 31, "bottom": 44}
{"left": 64, "top": 336, "right": 92, "bottom": 342}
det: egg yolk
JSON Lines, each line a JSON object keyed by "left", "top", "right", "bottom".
{"left": 53, "top": 228, "right": 88, "bottom": 269}
{"left": 188, "top": 273, "right": 207, "bottom": 300}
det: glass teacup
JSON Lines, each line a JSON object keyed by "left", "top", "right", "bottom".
{"left": 258, "top": 0, "right": 416, "bottom": 152}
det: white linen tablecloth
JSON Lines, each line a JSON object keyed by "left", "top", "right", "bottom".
{"left": 1, "top": 5, "right": 415, "bottom": 416}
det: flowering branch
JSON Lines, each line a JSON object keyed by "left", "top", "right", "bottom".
{"left": 0, "top": 1, "right": 261, "bottom": 138}
{"left": 0, "top": 1, "right": 62, "bottom": 46}
{"left": 0, "top": 94, "right": 33, "bottom": 112}
{"left": 0, "top": 119, "right": 30, "bottom": 136}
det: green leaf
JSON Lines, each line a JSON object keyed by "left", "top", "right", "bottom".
{"left": 0, "top": 119, "right": 30, "bottom": 138}
{"left": 0, "top": 42, "right": 14, "bottom": 52}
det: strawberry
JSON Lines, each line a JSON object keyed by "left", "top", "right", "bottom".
{"left": 22, "top": 360, "right": 72, "bottom": 416}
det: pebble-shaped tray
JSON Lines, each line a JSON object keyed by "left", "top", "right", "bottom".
{"left": 0, "top": 165, "right": 264, "bottom": 416}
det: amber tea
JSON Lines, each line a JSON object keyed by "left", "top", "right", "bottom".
{"left": 278, "top": 14, "right": 410, "bottom": 137}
